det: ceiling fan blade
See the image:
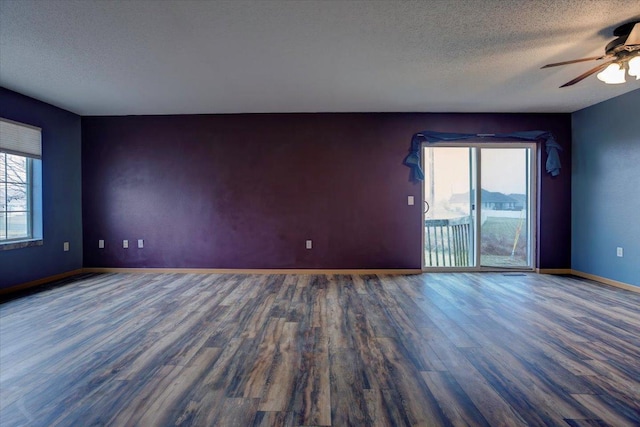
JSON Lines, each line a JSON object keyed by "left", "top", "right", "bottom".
{"left": 624, "top": 22, "right": 640, "bottom": 46}
{"left": 559, "top": 60, "right": 615, "bottom": 87}
{"left": 541, "top": 56, "right": 605, "bottom": 68}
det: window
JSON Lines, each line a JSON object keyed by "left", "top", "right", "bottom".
{"left": 0, "top": 118, "right": 42, "bottom": 248}
{"left": 1, "top": 153, "right": 32, "bottom": 240}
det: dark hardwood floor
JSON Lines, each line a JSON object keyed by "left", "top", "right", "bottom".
{"left": 1, "top": 272, "right": 639, "bottom": 426}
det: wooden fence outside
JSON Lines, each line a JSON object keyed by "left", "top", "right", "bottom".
{"left": 425, "top": 216, "right": 472, "bottom": 267}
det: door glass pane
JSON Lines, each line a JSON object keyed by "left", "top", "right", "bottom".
{"left": 480, "top": 148, "right": 530, "bottom": 268}
{"left": 423, "top": 147, "right": 475, "bottom": 267}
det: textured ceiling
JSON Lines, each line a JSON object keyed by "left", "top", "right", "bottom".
{"left": 1, "top": 0, "right": 639, "bottom": 115}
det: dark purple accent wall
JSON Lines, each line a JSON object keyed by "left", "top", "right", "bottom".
{"left": 82, "top": 113, "right": 571, "bottom": 269}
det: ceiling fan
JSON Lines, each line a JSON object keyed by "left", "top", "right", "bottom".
{"left": 542, "top": 20, "right": 640, "bottom": 87}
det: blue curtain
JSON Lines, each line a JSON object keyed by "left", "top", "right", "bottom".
{"left": 404, "top": 130, "right": 562, "bottom": 181}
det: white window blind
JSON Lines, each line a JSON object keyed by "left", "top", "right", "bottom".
{"left": 0, "top": 118, "right": 42, "bottom": 159}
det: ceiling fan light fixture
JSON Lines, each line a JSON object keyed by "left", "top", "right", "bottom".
{"left": 544, "top": 21, "right": 640, "bottom": 87}
{"left": 596, "top": 63, "right": 626, "bottom": 84}
{"left": 627, "top": 56, "right": 640, "bottom": 79}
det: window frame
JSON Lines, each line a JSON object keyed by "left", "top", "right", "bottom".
{"left": 1, "top": 152, "right": 33, "bottom": 242}
{"left": 0, "top": 118, "right": 43, "bottom": 251}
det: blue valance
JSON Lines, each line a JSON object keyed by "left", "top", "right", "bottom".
{"left": 404, "top": 130, "right": 562, "bottom": 181}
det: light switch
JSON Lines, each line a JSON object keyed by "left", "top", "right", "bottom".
{"left": 306, "top": 240, "right": 312, "bottom": 249}
{"left": 98, "top": 239, "right": 104, "bottom": 249}
{"left": 408, "top": 196, "right": 415, "bottom": 206}
{"left": 123, "top": 240, "right": 129, "bottom": 249}
{"left": 138, "top": 239, "right": 144, "bottom": 248}
{"left": 63, "top": 242, "right": 69, "bottom": 252}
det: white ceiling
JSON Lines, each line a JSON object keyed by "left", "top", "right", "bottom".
{"left": 1, "top": 0, "right": 639, "bottom": 116}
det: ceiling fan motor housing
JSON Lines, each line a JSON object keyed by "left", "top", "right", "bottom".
{"left": 606, "top": 21, "right": 640, "bottom": 56}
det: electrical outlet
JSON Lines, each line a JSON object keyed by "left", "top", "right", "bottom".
{"left": 123, "top": 240, "right": 129, "bottom": 249}
{"left": 138, "top": 239, "right": 144, "bottom": 248}
{"left": 306, "top": 240, "right": 312, "bottom": 249}
{"left": 408, "top": 195, "right": 414, "bottom": 205}
{"left": 98, "top": 239, "right": 104, "bottom": 249}
{"left": 63, "top": 242, "right": 69, "bottom": 252}
{"left": 617, "top": 247, "right": 623, "bottom": 257}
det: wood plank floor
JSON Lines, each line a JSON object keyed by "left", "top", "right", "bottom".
{"left": 1, "top": 273, "right": 639, "bottom": 426}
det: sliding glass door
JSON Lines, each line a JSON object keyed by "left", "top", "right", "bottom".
{"left": 423, "top": 147, "right": 476, "bottom": 268}
{"left": 422, "top": 144, "right": 535, "bottom": 270}
{"left": 479, "top": 148, "right": 533, "bottom": 268}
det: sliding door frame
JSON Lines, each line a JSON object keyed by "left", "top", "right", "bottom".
{"left": 421, "top": 141, "right": 537, "bottom": 272}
